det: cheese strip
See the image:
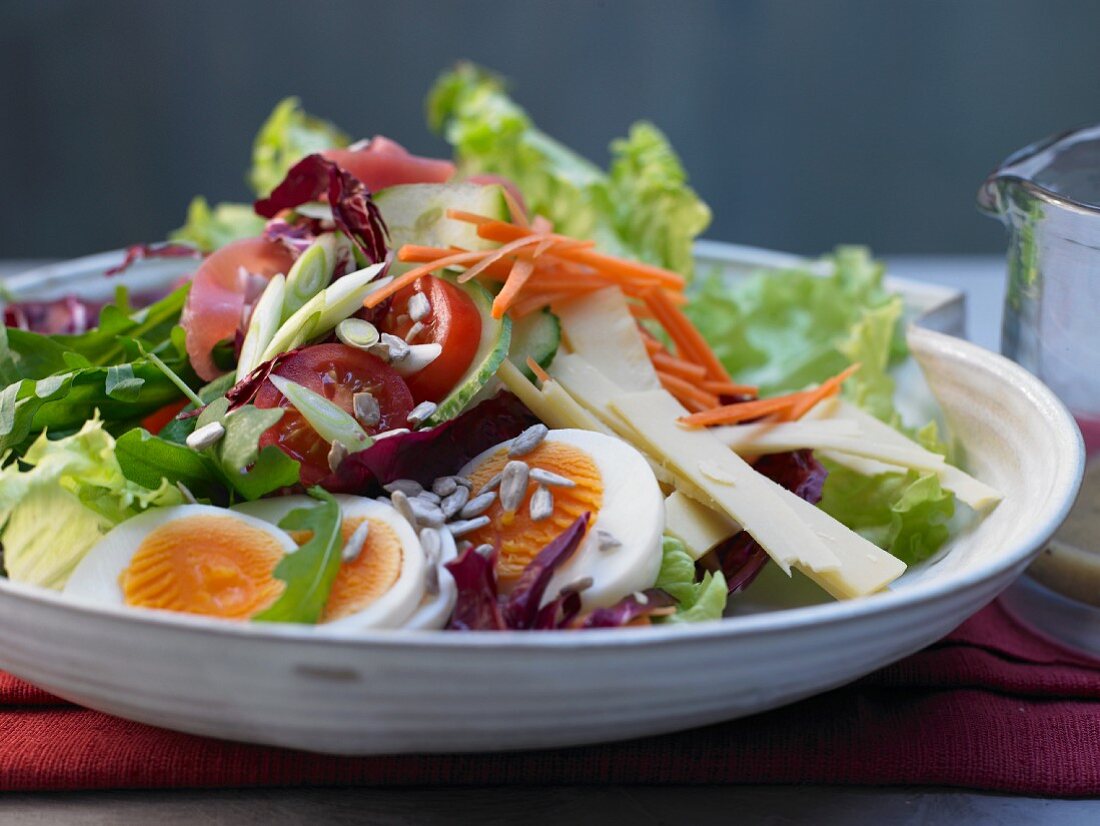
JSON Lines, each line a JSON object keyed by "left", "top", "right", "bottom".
{"left": 611, "top": 390, "right": 842, "bottom": 577}
{"left": 497, "top": 359, "right": 613, "bottom": 435}
{"left": 711, "top": 420, "right": 948, "bottom": 472}
{"left": 804, "top": 399, "right": 1003, "bottom": 512}
{"left": 555, "top": 287, "right": 660, "bottom": 392}
{"left": 664, "top": 491, "right": 739, "bottom": 560}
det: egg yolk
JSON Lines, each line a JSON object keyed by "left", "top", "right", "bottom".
{"left": 321, "top": 516, "right": 404, "bottom": 622}
{"left": 465, "top": 441, "right": 603, "bottom": 588}
{"left": 120, "top": 516, "right": 286, "bottom": 620}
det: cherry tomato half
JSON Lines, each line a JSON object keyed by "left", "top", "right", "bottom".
{"left": 254, "top": 344, "right": 414, "bottom": 486}
{"left": 380, "top": 275, "right": 482, "bottom": 403}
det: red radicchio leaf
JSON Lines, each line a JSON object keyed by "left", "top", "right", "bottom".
{"left": 533, "top": 590, "right": 583, "bottom": 630}
{"left": 320, "top": 392, "right": 539, "bottom": 495}
{"left": 262, "top": 218, "right": 318, "bottom": 259}
{"left": 105, "top": 242, "right": 203, "bottom": 276}
{"left": 444, "top": 546, "right": 506, "bottom": 631}
{"left": 254, "top": 154, "right": 388, "bottom": 263}
{"left": 711, "top": 449, "right": 828, "bottom": 594}
{"left": 223, "top": 347, "right": 305, "bottom": 412}
{"left": 502, "top": 513, "right": 590, "bottom": 630}
{"left": 579, "top": 588, "right": 678, "bottom": 629}
{"left": 4, "top": 295, "right": 98, "bottom": 334}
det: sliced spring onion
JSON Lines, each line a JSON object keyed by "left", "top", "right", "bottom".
{"left": 236, "top": 273, "right": 286, "bottom": 379}
{"left": 268, "top": 374, "right": 372, "bottom": 450}
{"left": 335, "top": 318, "right": 380, "bottom": 350}
{"left": 259, "top": 263, "right": 389, "bottom": 364}
{"left": 282, "top": 235, "right": 336, "bottom": 321}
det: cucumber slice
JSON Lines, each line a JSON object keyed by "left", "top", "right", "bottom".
{"left": 508, "top": 309, "right": 561, "bottom": 380}
{"left": 425, "top": 275, "right": 512, "bottom": 426}
{"left": 375, "top": 183, "right": 509, "bottom": 252}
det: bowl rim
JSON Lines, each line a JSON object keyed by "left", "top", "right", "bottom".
{"left": 0, "top": 249, "right": 1083, "bottom": 652}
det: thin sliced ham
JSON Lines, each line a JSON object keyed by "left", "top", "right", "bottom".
{"left": 322, "top": 136, "right": 454, "bottom": 193}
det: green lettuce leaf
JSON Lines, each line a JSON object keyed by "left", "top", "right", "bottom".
{"left": 0, "top": 417, "right": 183, "bottom": 588}
{"left": 653, "top": 536, "right": 727, "bottom": 623}
{"left": 427, "top": 63, "right": 710, "bottom": 276}
{"left": 252, "top": 487, "right": 343, "bottom": 624}
{"left": 817, "top": 460, "right": 955, "bottom": 564}
{"left": 169, "top": 197, "right": 265, "bottom": 253}
{"left": 248, "top": 97, "right": 348, "bottom": 198}
{"left": 194, "top": 398, "right": 300, "bottom": 501}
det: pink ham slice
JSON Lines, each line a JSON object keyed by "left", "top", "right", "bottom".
{"left": 181, "top": 237, "right": 295, "bottom": 381}
{"left": 322, "top": 136, "right": 454, "bottom": 193}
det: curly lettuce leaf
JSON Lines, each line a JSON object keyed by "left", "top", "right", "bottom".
{"left": 427, "top": 63, "right": 710, "bottom": 276}
{"left": 249, "top": 97, "right": 348, "bottom": 198}
{"left": 817, "top": 460, "right": 955, "bottom": 564}
{"left": 169, "top": 197, "right": 265, "bottom": 253}
{"left": 654, "top": 536, "right": 727, "bottom": 623}
{"left": 0, "top": 417, "right": 183, "bottom": 588}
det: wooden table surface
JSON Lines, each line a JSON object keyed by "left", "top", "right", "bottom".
{"left": 1, "top": 256, "right": 1097, "bottom": 824}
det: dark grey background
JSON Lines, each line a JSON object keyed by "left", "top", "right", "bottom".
{"left": 3, "top": 0, "right": 1098, "bottom": 259}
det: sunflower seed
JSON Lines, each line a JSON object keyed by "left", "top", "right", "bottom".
{"left": 327, "top": 440, "right": 349, "bottom": 473}
{"left": 176, "top": 482, "right": 198, "bottom": 504}
{"left": 453, "top": 475, "right": 473, "bottom": 489}
{"left": 529, "top": 468, "right": 576, "bottom": 488}
{"left": 408, "top": 497, "right": 445, "bottom": 528}
{"left": 404, "top": 321, "right": 426, "bottom": 343}
{"left": 419, "top": 527, "right": 442, "bottom": 561}
{"left": 529, "top": 484, "right": 554, "bottom": 521}
{"left": 391, "top": 343, "right": 442, "bottom": 376}
{"left": 418, "top": 490, "right": 441, "bottom": 505}
{"left": 407, "top": 401, "right": 437, "bottom": 428}
{"left": 441, "top": 486, "right": 470, "bottom": 518}
{"left": 476, "top": 472, "right": 503, "bottom": 497}
{"left": 380, "top": 333, "right": 410, "bottom": 362}
{"left": 424, "top": 565, "right": 440, "bottom": 596}
{"left": 186, "top": 421, "right": 225, "bottom": 451}
{"left": 367, "top": 341, "right": 393, "bottom": 362}
{"left": 432, "top": 476, "right": 458, "bottom": 497}
{"left": 474, "top": 543, "right": 494, "bottom": 558}
{"left": 352, "top": 391, "right": 380, "bottom": 428}
{"left": 633, "top": 591, "right": 649, "bottom": 605}
{"left": 499, "top": 460, "right": 530, "bottom": 512}
{"left": 374, "top": 427, "right": 411, "bottom": 440}
{"left": 408, "top": 291, "right": 431, "bottom": 322}
{"left": 508, "top": 424, "right": 549, "bottom": 457}
{"left": 460, "top": 491, "right": 496, "bottom": 519}
{"left": 447, "top": 516, "right": 490, "bottom": 538}
{"left": 596, "top": 529, "right": 622, "bottom": 552}
{"left": 341, "top": 520, "right": 370, "bottom": 563}
{"left": 389, "top": 490, "right": 416, "bottom": 526}
{"left": 384, "top": 479, "right": 423, "bottom": 497}
{"left": 560, "top": 576, "right": 594, "bottom": 596}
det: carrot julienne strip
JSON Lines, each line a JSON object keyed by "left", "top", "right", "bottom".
{"left": 491, "top": 256, "right": 537, "bottom": 318}
{"left": 652, "top": 351, "right": 708, "bottom": 381}
{"left": 784, "top": 363, "right": 861, "bottom": 420}
{"left": 526, "top": 356, "right": 551, "bottom": 384}
{"left": 702, "top": 379, "right": 760, "bottom": 397}
{"left": 656, "top": 370, "right": 721, "bottom": 409}
{"left": 644, "top": 289, "right": 731, "bottom": 382}
{"left": 678, "top": 396, "right": 799, "bottom": 428}
{"left": 363, "top": 250, "right": 489, "bottom": 309}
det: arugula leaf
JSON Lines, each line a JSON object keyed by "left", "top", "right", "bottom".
{"left": 195, "top": 398, "right": 300, "bottom": 500}
{"left": 252, "top": 487, "right": 343, "bottom": 624}
{"left": 115, "top": 428, "right": 220, "bottom": 500}
{"left": 104, "top": 364, "right": 145, "bottom": 402}
{"left": 653, "top": 536, "right": 728, "bottom": 623}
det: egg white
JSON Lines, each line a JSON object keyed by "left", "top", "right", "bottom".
{"left": 233, "top": 494, "right": 426, "bottom": 631}
{"left": 460, "top": 428, "right": 664, "bottom": 610}
{"left": 402, "top": 525, "right": 458, "bottom": 631}
{"left": 62, "top": 505, "right": 299, "bottom": 609}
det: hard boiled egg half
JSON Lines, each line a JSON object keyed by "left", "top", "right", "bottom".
{"left": 63, "top": 497, "right": 429, "bottom": 631}
{"left": 459, "top": 428, "right": 664, "bottom": 610}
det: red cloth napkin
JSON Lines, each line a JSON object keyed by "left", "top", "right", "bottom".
{"left": 2, "top": 598, "right": 1099, "bottom": 795}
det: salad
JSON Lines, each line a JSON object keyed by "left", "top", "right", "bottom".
{"left": 0, "top": 64, "right": 1001, "bottom": 632}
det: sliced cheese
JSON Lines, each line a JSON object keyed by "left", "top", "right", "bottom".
{"left": 805, "top": 399, "right": 1003, "bottom": 512}
{"left": 496, "top": 359, "right": 613, "bottom": 435}
{"left": 610, "top": 390, "right": 842, "bottom": 577}
{"left": 664, "top": 490, "right": 739, "bottom": 560}
{"left": 711, "top": 420, "right": 947, "bottom": 472}
{"left": 555, "top": 287, "right": 660, "bottom": 392}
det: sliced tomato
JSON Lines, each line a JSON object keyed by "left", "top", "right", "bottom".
{"left": 322, "top": 136, "right": 454, "bottom": 193}
{"left": 181, "top": 238, "right": 294, "bottom": 381}
{"left": 380, "top": 275, "right": 482, "bottom": 404}
{"left": 254, "top": 344, "right": 415, "bottom": 486}
{"left": 140, "top": 399, "right": 189, "bottom": 434}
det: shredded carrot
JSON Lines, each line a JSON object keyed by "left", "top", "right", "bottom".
{"left": 629, "top": 303, "right": 656, "bottom": 321}
{"left": 456, "top": 235, "right": 548, "bottom": 284}
{"left": 491, "top": 257, "right": 536, "bottom": 318}
{"left": 641, "top": 336, "right": 663, "bottom": 355}
{"left": 644, "top": 289, "right": 731, "bottom": 382}
{"left": 702, "top": 380, "right": 760, "bottom": 398}
{"left": 501, "top": 189, "right": 530, "bottom": 228}
{"left": 657, "top": 371, "right": 721, "bottom": 409}
{"left": 445, "top": 209, "right": 493, "bottom": 226}
{"left": 652, "top": 352, "right": 707, "bottom": 381}
{"left": 784, "top": 363, "right": 861, "bottom": 420}
{"left": 526, "top": 356, "right": 551, "bottom": 384}
{"left": 363, "top": 250, "right": 490, "bottom": 309}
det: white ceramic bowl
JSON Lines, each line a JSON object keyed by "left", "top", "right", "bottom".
{"left": 0, "top": 245, "right": 1082, "bottom": 754}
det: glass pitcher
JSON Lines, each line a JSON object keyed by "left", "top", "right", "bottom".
{"left": 980, "top": 124, "right": 1100, "bottom": 646}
